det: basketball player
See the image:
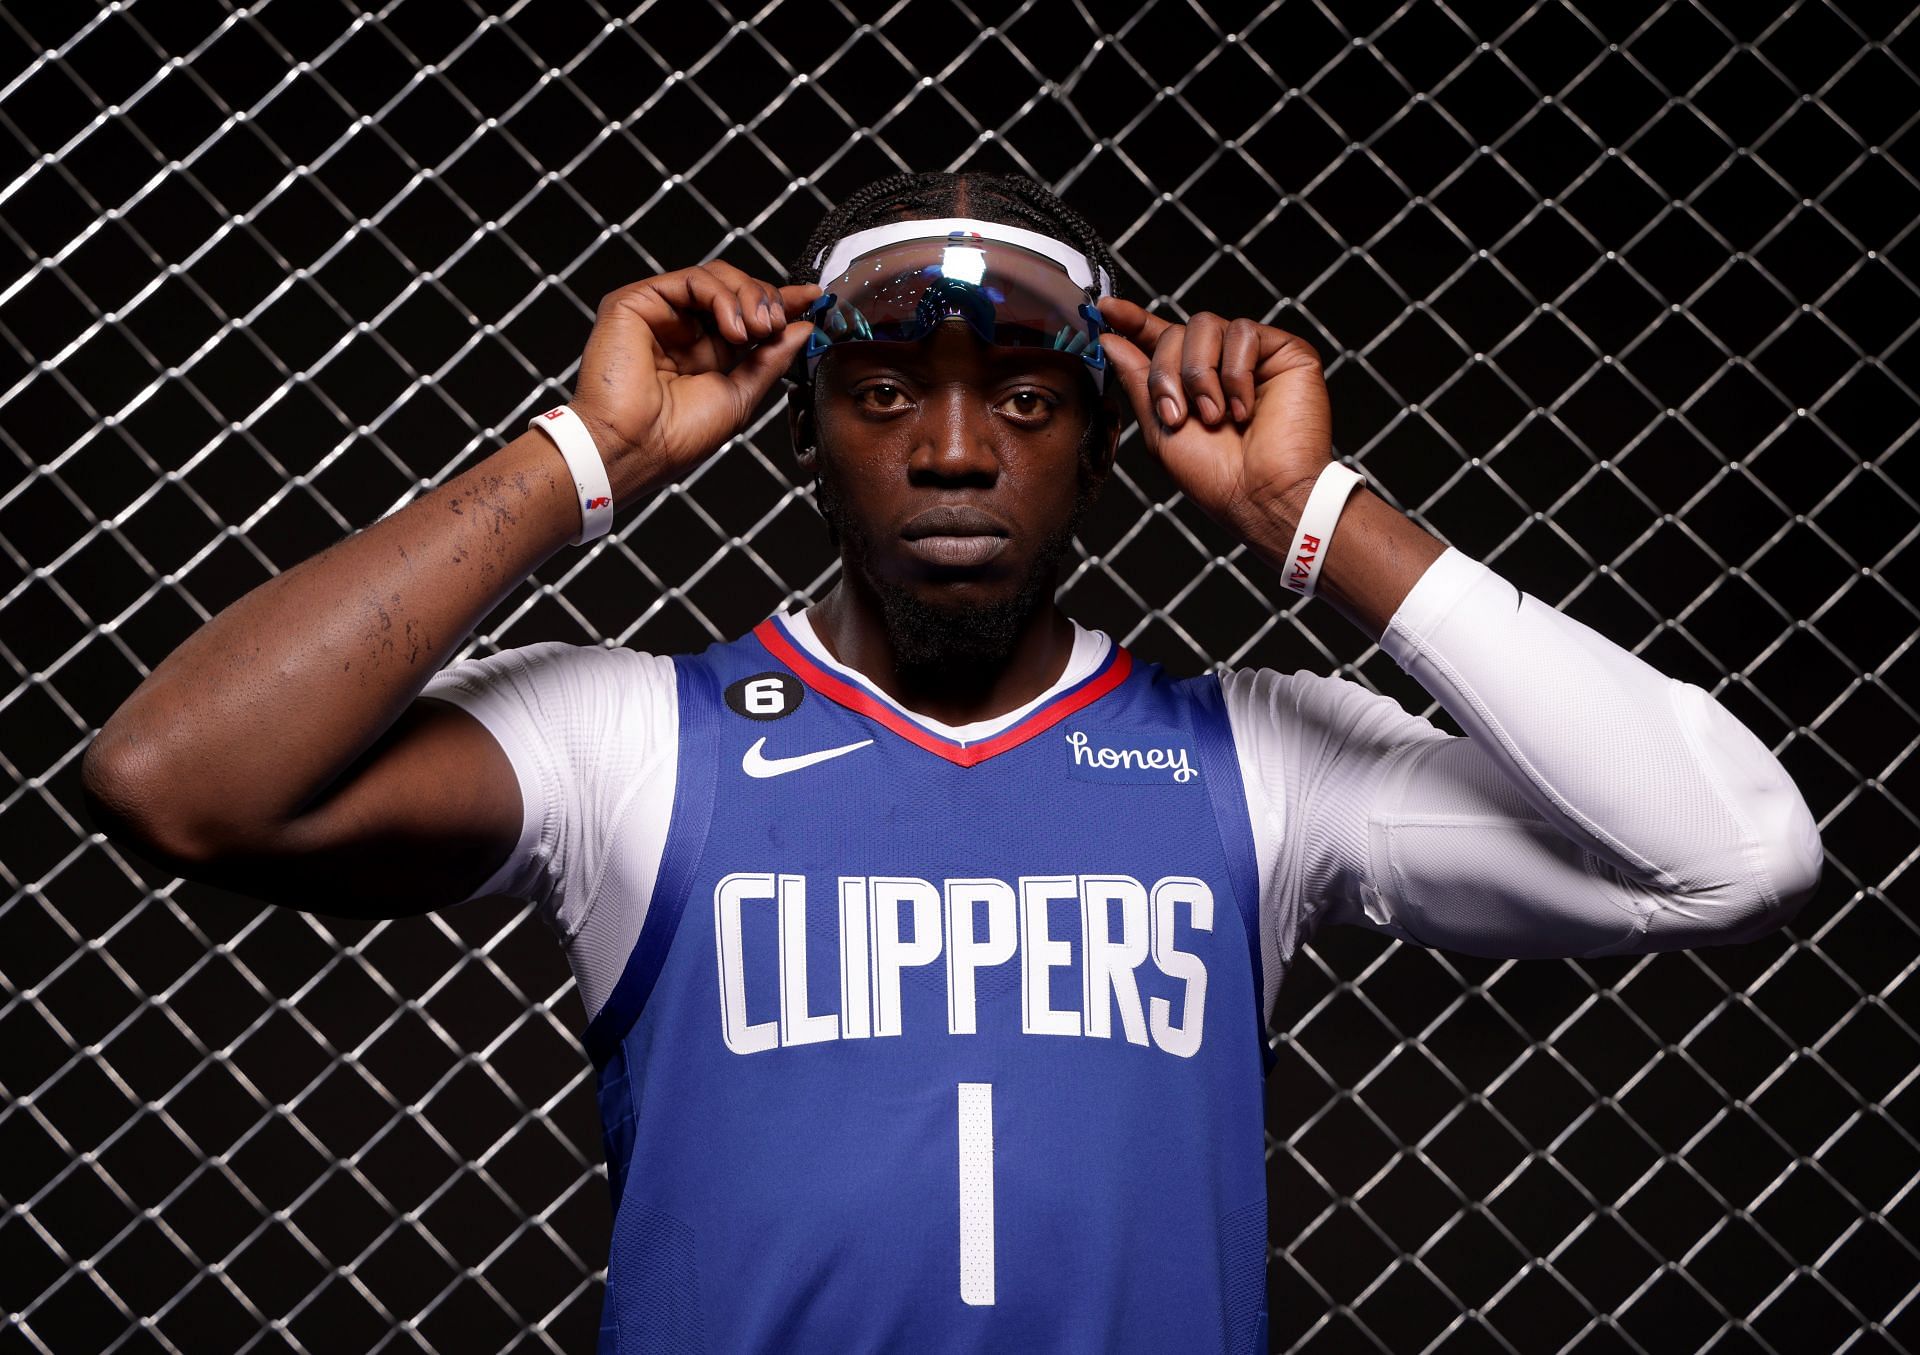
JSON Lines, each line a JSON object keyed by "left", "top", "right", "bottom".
{"left": 82, "top": 172, "right": 1823, "bottom": 1353}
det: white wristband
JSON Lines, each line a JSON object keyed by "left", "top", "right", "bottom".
{"left": 1279, "top": 462, "right": 1364, "bottom": 599}
{"left": 528, "top": 405, "right": 614, "bottom": 545}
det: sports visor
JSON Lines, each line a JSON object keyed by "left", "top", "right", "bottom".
{"left": 798, "top": 216, "right": 1112, "bottom": 392}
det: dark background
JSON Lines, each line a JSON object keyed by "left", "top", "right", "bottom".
{"left": 2, "top": 1, "right": 1916, "bottom": 1352}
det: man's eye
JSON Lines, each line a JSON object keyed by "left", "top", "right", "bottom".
{"left": 999, "top": 390, "right": 1054, "bottom": 418}
{"left": 859, "top": 384, "right": 907, "bottom": 410}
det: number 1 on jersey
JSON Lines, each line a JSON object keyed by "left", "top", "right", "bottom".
{"left": 957, "top": 1081, "right": 995, "bottom": 1305}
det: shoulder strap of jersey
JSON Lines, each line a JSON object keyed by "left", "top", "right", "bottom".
{"left": 582, "top": 655, "right": 723, "bottom": 1067}
{"left": 1185, "top": 671, "right": 1275, "bottom": 1075}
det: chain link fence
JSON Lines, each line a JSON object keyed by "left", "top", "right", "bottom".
{"left": 2, "top": 0, "right": 1916, "bottom": 1350}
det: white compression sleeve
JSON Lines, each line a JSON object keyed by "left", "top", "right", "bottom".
{"left": 1226, "top": 549, "right": 1825, "bottom": 1018}
{"left": 1366, "top": 549, "right": 1824, "bottom": 954}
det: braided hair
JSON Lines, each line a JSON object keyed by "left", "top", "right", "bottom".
{"left": 784, "top": 170, "right": 1122, "bottom": 300}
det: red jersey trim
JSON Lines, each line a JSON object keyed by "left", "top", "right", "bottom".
{"left": 752, "top": 617, "right": 1133, "bottom": 768}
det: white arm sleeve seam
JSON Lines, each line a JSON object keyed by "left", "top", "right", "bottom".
{"left": 1369, "top": 811, "right": 1558, "bottom": 829}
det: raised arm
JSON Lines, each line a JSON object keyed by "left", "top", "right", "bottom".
{"left": 1222, "top": 555, "right": 1822, "bottom": 991}
{"left": 1098, "top": 300, "right": 1822, "bottom": 971}
{"left": 80, "top": 266, "right": 816, "bottom": 917}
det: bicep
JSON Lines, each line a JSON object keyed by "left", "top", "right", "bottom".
{"left": 1314, "top": 735, "right": 1651, "bottom": 958}
{"left": 187, "top": 696, "right": 526, "bottom": 919}
{"left": 1316, "top": 733, "right": 1788, "bottom": 958}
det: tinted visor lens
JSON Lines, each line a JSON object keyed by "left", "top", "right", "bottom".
{"left": 803, "top": 237, "right": 1106, "bottom": 388}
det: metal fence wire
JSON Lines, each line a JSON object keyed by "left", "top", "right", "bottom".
{"left": 2, "top": 0, "right": 1916, "bottom": 1351}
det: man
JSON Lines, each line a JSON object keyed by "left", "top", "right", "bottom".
{"left": 82, "top": 171, "right": 1822, "bottom": 1353}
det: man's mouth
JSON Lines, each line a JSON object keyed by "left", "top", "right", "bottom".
{"left": 900, "top": 506, "right": 1011, "bottom": 569}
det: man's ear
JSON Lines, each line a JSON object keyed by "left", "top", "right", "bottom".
{"left": 788, "top": 392, "right": 816, "bottom": 475}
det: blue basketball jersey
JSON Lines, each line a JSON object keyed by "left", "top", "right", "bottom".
{"left": 587, "top": 616, "right": 1273, "bottom": 1353}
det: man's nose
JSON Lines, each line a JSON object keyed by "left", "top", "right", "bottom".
{"left": 907, "top": 388, "right": 999, "bottom": 485}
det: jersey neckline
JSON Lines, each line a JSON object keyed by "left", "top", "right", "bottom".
{"left": 751, "top": 615, "right": 1134, "bottom": 768}
{"left": 780, "top": 607, "right": 1111, "bottom": 743}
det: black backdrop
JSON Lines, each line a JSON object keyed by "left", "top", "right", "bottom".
{"left": 2, "top": 2, "right": 1917, "bottom": 1352}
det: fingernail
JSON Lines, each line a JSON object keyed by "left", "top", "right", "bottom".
{"left": 1231, "top": 398, "right": 1248, "bottom": 422}
{"left": 1196, "top": 396, "right": 1219, "bottom": 424}
{"left": 1157, "top": 397, "right": 1180, "bottom": 426}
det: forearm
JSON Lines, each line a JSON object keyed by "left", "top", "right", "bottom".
{"left": 82, "top": 429, "right": 580, "bottom": 857}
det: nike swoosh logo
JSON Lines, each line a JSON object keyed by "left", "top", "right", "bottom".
{"left": 742, "top": 735, "right": 874, "bottom": 779}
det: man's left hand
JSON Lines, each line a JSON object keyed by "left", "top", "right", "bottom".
{"left": 1097, "top": 297, "right": 1333, "bottom": 556}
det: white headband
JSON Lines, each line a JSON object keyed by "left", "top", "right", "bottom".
{"left": 812, "top": 215, "right": 1113, "bottom": 298}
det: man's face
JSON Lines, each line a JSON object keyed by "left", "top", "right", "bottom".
{"left": 798, "top": 321, "right": 1117, "bottom": 664}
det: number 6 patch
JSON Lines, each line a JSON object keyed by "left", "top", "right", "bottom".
{"left": 724, "top": 671, "right": 804, "bottom": 721}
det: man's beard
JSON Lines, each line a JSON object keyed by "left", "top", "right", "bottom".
{"left": 812, "top": 428, "right": 1101, "bottom": 670}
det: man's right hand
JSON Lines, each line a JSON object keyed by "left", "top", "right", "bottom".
{"left": 569, "top": 264, "right": 820, "bottom": 503}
